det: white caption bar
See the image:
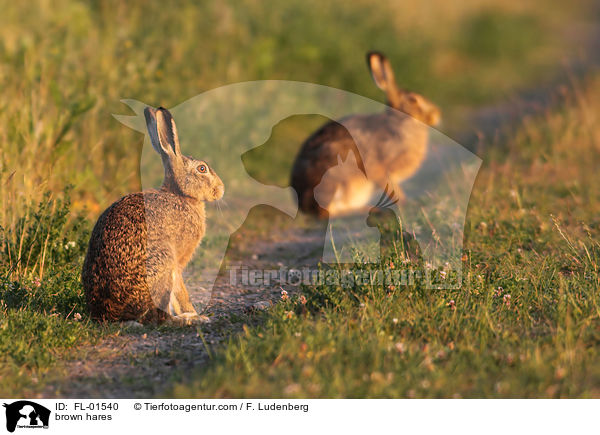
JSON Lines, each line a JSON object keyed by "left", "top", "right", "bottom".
{"left": 0, "top": 399, "right": 596, "bottom": 434}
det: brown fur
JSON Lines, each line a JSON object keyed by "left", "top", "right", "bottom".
{"left": 82, "top": 107, "right": 224, "bottom": 325}
{"left": 290, "top": 51, "right": 440, "bottom": 218}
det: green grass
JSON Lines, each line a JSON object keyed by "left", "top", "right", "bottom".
{"left": 170, "top": 76, "right": 600, "bottom": 398}
{"left": 0, "top": 193, "right": 109, "bottom": 396}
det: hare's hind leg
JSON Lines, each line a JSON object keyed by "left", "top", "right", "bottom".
{"left": 146, "top": 254, "right": 203, "bottom": 325}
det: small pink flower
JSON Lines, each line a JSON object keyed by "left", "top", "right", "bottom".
{"left": 280, "top": 288, "right": 288, "bottom": 301}
{"left": 503, "top": 294, "right": 511, "bottom": 307}
{"left": 447, "top": 300, "right": 456, "bottom": 310}
{"left": 299, "top": 295, "right": 307, "bottom": 305}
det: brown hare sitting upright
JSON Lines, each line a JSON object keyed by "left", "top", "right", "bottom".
{"left": 82, "top": 107, "right": 224, "bottom": 325}
{"left": 290, "top": 51, "right": 441, "bottom": 218}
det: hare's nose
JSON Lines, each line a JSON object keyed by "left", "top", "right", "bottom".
{"left": 429, "top": 111, "right": 442, "bottom": 127}
{"left": 214, "top": 184, "right": 225, "bottom": 199}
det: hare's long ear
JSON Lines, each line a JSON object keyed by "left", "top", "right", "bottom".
{"left": 156, "top": 107, "right": 182, "bottom": 157}
{"left": 366, "top": 51, "right": 402, "bottom": 108}
{"left": 144, "top": 106, "right": 164, "bottom": 156}
{"left": 144, "top": 106, "right": 181, "bottom": 158}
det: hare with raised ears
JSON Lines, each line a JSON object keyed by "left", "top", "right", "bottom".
{"left": 290, "top": 51, "right": 441, "bottom": 218}
{"left": 82, "top": 107, "right": 224, "bottom": 325}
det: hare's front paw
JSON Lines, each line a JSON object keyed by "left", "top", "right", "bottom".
{"left": 170, "top": 312, "right": 210, "bottom": 326}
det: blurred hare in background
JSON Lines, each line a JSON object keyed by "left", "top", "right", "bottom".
{"left": 291, "top": 51, "right": 441, "bottom": 218}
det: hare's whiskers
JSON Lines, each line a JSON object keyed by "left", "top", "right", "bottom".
{"left": 215, "top": 198, "right": 229, "bottom": 218}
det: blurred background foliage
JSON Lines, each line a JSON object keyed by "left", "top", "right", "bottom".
{"left": 0, "top": 0, "right": 597, "bottom": 232}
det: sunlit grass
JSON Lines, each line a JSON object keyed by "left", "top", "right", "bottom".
{"left": 0, "top": 192, "right": 106, "bottom": 396}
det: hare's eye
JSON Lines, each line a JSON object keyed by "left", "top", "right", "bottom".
{"left": 197, "top": 164, "right": 207, "bottom": 173}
